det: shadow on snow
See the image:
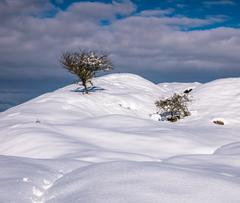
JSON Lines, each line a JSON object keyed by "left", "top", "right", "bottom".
{"left": 71, "top": 86, "right": 105, "bottom": 93}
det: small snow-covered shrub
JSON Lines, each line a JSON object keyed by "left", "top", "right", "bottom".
{"left": 60, "top": 50, "right": 112, "bottom": 94}
{"left": 155, "top": 93, "right": 191, "bottom": 122}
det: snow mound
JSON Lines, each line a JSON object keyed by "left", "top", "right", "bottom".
{"left": 0, "top": 73, "right": 240, "bottom": 202}
{"left": 191, "top": 77, "right": 240, "bottom": 125}
{"left": 158, "top": 82, "right": 201, "bottom": 96}
{"left": 214, "top": 142, "right": 240, "bottom": 155}
{"left": 45, "top": 161, "right": 240, "bottom": 203}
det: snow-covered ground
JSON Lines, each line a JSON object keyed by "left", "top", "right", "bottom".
{"left": 0, "top": 73, "right": 240, "bottom": 203}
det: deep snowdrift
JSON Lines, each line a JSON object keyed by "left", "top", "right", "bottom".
{"left": 0, "top": 73, "right": 240, "bottom": 203}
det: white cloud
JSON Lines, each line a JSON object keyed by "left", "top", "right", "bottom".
{"left": 57, "top": 0, "right": 135, "bottom": 23}
{"left": 0, "top": 0, "right": 239, "bottom": 81}
{"left": 203, "top": 0, "right": 236, "bottom": 7}
{"left": 140, "top": 8, "right": 174, "bottom": 17}
{"left": 176, "top": 4, "right": 187, "bottom": 8}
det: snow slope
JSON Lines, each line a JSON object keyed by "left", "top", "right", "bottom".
{"left": 0, "top": 73, "right": 240, "bottom": 202}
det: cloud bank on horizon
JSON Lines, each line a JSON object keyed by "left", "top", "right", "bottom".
{"left": 0, "top": 0, "right": 240, "bottom": 83}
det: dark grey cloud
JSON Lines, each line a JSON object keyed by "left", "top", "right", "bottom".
{"left": 0, "top": 0, "right": 57, "bottom": 20}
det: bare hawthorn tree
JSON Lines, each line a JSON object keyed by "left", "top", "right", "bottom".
{"left": 60, "top": 50, "right": 113, "bottom": 94}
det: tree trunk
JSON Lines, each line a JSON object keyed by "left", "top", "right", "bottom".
{"left": 82, "top": 80, "right": 88, "bottom": 94}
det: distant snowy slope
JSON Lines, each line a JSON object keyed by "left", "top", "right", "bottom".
{"left": 158, "top": 82, "right": 201, "bottom": 96}
{"left": 0, "top": 73, "right": 240, "bottom": 203}
{"left": 192, "top": 78, "right": 240, "bottom": 125}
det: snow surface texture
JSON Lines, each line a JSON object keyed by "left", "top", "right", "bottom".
{"left": 0, "top": 73, "right": 240, "bottom": 203}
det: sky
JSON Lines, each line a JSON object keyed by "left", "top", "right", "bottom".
{"left": 0, "top": 0, "right": 240, "bottom": 111}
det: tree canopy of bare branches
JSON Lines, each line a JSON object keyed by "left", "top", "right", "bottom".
{"left": 60, "top": 50, "right": 112, "bottom": 94}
